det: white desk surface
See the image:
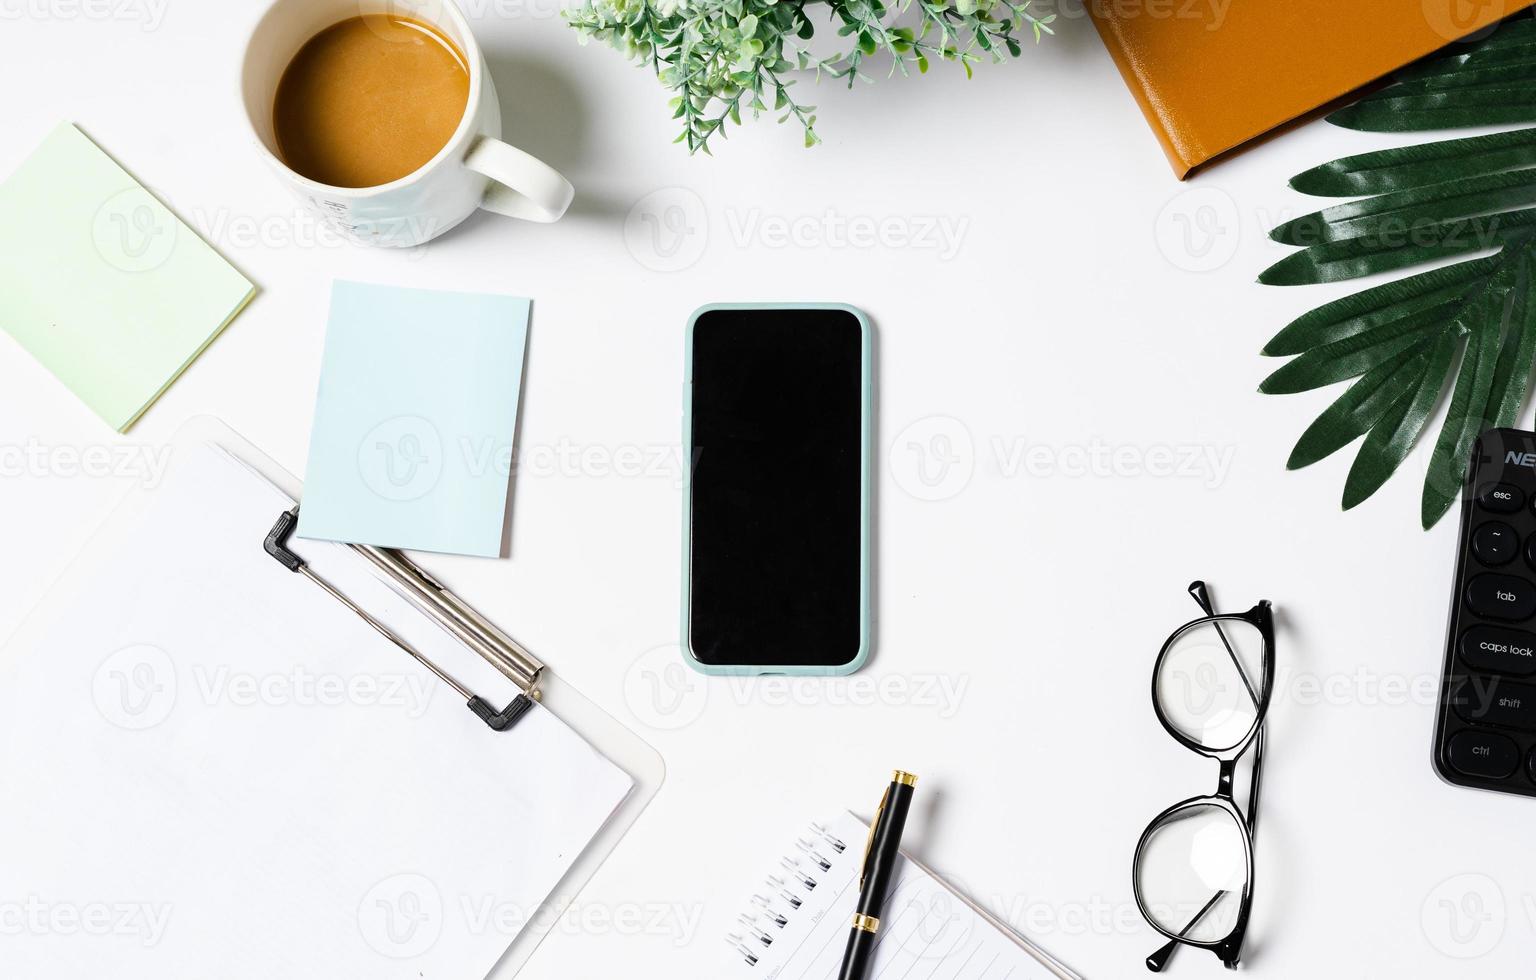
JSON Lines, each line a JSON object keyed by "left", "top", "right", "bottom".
{"left": 1, "top": 3, "right": 1529, "bottom": 976}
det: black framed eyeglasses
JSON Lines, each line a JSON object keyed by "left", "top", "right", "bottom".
{"left": 1132, "top": 581, "right": 1274, "bottom": 972}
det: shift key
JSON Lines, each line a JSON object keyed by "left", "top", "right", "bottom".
{"left": 1454, "top": 678, "right": 1536, "bottom": 731}
{"left": 1466, "top": 574, "right": 1536, "bottom": 621}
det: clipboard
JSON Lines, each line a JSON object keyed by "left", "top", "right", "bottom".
{"left": 0, "top": 415, "right": 664, "bottom": 979}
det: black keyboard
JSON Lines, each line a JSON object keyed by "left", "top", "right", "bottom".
{"left": 1435, "top": 428, "right": 1536, "bottom": 796}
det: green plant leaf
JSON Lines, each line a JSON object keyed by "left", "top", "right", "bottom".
{"left": 1341, "top": 329, "right": 1457, "bottom": 508}
{"left": 1259, "top": 311, "right": 1448, "bottom": 394}
{"left": 1285, "top": 339, "right": 1436, "bottom": 469}
{"left": 1259, "top": 14, "right": 1536, "bottom": 527}
{"left": 1257, "top": 208, "right": 1536, "bottom": 285}
{"left": 1290, "top": 129, "right": 1536, "bottom": 196}
{"left": 1270, "top": 170, "right": 1536, "bottom": 246}
{"left": 1483, "top": 250, "right": 1536, "bottom": 429}
{"left": 1328, "top": 87, "right": 1536, "bottom": 132}
{"left": 1263, "top": 256, "right": 1496, "bottom": 355}
{"left": 1421, "top": 268, "right": 1520, "bottom": 527}
{"left": 1360, "top": 62, "right": 1536, "bottom": 101}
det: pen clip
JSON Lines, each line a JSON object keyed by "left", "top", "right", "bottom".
{"left": 859, "top": 786, "right": 889, "bottom": 890}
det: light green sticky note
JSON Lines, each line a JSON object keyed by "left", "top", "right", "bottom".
{"left": 0, "top": 123, "right": 255, "bottom": 431}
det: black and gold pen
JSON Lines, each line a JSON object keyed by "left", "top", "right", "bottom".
{"left": 836, "top": 770, "right": 918, "bottom": 980}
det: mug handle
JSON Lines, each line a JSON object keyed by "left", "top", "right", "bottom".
{"left": 464, "top": 136, "right": 574, "bottom": 223}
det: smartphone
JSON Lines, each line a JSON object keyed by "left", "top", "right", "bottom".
{"left": 683, "top": 303, "right": 872, "bottom": 675}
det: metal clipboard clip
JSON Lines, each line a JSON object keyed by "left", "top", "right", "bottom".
{"left": 263, "top": 508, "right": 543, "bottom": 732}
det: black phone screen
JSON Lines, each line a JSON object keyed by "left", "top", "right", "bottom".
{"left": 687, "top": 307, "right": 866, "bottom": 668}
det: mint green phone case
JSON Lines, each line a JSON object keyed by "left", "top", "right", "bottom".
{"left": 681, "top": 303, "right": 873, "bottom": 677}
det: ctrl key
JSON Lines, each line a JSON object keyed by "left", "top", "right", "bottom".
{"left": 1447, "top": 730, "right": 1520, "bottom": 780}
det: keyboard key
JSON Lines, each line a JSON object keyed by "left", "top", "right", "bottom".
{"left": 1479, "top": 482, "right": 1525, "bottom": 513}
{"left": 1453, "top": 678, "right": 1536, "bottom": 731}
{"left": 1447, "top": 729, "right": 1520, "bottom": 779}
{"left": 1473, "top": 522, "right": 1519, "bottom": 565}
{"left": 1461, "top": 625, "right": 1536, "bottom": 676}
{"left": 1466, "top": 574, "right": 1536, "bottom": 621}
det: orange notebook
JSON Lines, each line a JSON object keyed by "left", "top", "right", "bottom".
{"left": 1090, "top": 0, "right": 1536, "bottom": 178}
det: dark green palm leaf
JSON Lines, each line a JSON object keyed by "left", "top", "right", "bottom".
{"left": 1343, "top": 330, "right": 1457, "bottom": 509}
{"left": 1258, "top": 308, "right": 1450, "bottom": 394}
{"left": 1262, "top": 256, "right": 1495, "bottom": 355}
{"left": 1328, "top": 87, "right": 1536, "bottom": 132}
{"left": 1420, "top": 273, "right": 1512, "bottom": 527}
{"left": 1357, "top": 63, "right": 1536, "bottom": 101}
{"left": 1263, "top": 11, "right": 1536, "bottom": 527}
{"left": 1395, "top": 43, "right": 1536, "bottom": 83}
{"left": 1257, "top": 207, "right": 1536, "bottom": 285}
{"left": 1270, "top": 169, "right": 1536, "bottom": 246}
{"left": 1285, "top": 340, "right": 1436, "bottom": 469}
{"left": 1290, "top": 130, "right": 1536, "bottom": 196}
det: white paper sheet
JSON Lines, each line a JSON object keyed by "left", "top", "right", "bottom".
{"left": 0, "top": 442, "right": 634, "bottom": 979}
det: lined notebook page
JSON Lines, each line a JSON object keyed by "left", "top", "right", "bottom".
{"left": 730, "top": 812, "right": 1075, "bottom": 980}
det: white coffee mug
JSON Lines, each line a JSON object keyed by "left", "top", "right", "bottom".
{"left": 240, "top": 0, "right": 573, "bottom": 247}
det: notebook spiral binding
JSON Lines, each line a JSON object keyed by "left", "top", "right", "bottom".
{"left": 726, "top": 821, "right": 850, "bottom": 968}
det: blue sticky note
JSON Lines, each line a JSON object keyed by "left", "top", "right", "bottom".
{"left": 298, "top": 281, "right": 529, "bottom": 557}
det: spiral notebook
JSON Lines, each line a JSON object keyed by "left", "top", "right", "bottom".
{"left": 729, "top": 811, "right": 1081, "bottom": 979}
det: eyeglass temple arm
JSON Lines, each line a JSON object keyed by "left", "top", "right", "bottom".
{"left": 1190, "top": 580, "right": 1269, "bottom": 832}
{"left": 1188, "top": 580, "right": 1260, "bottom": 706}
{"left": 1145, "top": 890, "right": 1228, "bottom": 972}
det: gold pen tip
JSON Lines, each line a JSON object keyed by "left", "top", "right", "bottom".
{"left": 893, "top": 770, "right": 918, "bottom": 787}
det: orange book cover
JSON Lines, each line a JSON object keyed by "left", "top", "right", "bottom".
{"left": 1089, "top": 0, "right": 1536, "bottom": 178}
